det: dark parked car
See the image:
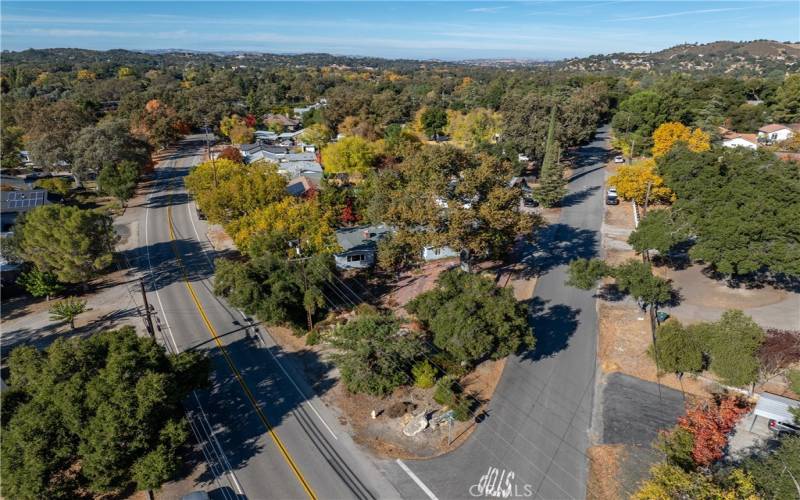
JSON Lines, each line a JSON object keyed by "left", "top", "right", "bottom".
{"left": 769, "top": 419, "right": 800, "bottom": 435}
{"left": 196, "top": 207, "right": 207, "bottom": 220}
{"left": 522, "top": 196, "right": 540, "bottom": 208}
{"left": 606, "top": 193, "right": 619, "bottom": 205}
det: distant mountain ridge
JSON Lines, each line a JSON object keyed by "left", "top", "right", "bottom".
{"left": 554, "top": 40, "right": 799, "bottom": 75}
{"left": 3, "top": 40, "right": 797, "bottom": 75}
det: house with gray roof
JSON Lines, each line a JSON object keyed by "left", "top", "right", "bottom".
{"left": 333, "top": 224, "right": 394, "bottom": 270}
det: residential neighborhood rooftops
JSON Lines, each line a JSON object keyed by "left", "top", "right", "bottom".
{"left": 0, "top": 189, "right": 49, "bottom": 213}
{"left": 758, "top": 123, "right": 792, "bottom": 133}
{"left": 277, "top": 160, "right": 324, "bottom": 179}
{"left": 286, "top": 175, "right": 320, "bottom": 197}
{"left": 335, "top": 224, "right": 394, "bottom": 252}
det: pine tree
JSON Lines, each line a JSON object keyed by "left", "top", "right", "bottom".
{"left": 535, "top": 105, "right": 566, "bottom": 207}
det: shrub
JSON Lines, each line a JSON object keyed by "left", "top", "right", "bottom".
{"left": 706, "top": 310, "right": 764, "bottom": 387}
{"left": 305, "top": 329, "right": 321, "bottom": 346}
{"left": 16, "top": 267, "right": 63, "bottom": 300}
{"left": 434, "top": 376, "right": 458, "bottom": 406}
{"left": 451, "top": 397, "right": 474, "bottom": 422}
{"left": 788, "top": 370, "right": 800, "bottom": 395}
{"left": 651, "top": 320, "right": 704, "bottom": 374}
{"left": 386, "top": 401, "right": 417, "bottom": 419}
{"left": 657, "top": 426, "right": 695, "bottom": 471}
{"left": 412, "top": 361, "right": 437, "bottom": 389}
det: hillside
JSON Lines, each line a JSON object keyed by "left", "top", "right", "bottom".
{"left": 555, "top": 40, "right": 799, "bottom": 76}
{"left": 2, "top": 40, "right": 797, "bottom": 77}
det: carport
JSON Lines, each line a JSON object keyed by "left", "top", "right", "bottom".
{"left": 749, "top": 392, "right": 799, "bottom": 430}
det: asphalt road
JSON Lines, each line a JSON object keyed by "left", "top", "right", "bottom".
{"left": 398, "top": 125, "right": 612, "bottom": 500}
{"left": 132, "top": 135, "right": 402, "bottom": 500}
{"left": 601, "top": 372, "right": 685, "bottom": 447}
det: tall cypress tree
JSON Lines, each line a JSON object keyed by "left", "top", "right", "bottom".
{"left": 536, "top": 105, "right": 567, "bottom": 207}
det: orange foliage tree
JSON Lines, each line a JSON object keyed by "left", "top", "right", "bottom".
{"left": 677, "top": 395, "right": 751, "bottom": 467}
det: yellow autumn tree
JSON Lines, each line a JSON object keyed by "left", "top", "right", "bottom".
{"left": 76, "top": 69, "right": 96, "bottom": 81}
{"left": 321, "top": 136, "right": 377, "bottom": 179}
{"left": 445, "top": 108, "right": 501, "bottom": 148}
{"left": 632, "top": 463, "right": 757, "bottom": 500}
{"left": 185, "top": 160, "right": 287, "bottom": 224}
{"left": 229, "top": 123, "right": 255, "bottom": 145}
{"left": 652, "top": 122, "right": 711, "bottom": 158}
{"left": 226, "top": 197, "right": 336, "bottom": 254}
{"left": 117, "top": 66, "right": 134, "bottom": 79}
{"left": 607, "top": 159, "right": 674, "bottom": 205}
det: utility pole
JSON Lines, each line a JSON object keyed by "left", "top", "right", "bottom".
{"left": 204, "top": 122, "right": 218, "bottom": 187}
{"left": 642, "top": 180, "right": 653, "bottom": 218}
{"left": 288, "top": 240, "right": 314, "bottom": 331}
{"left": 139, "top": 278, "right": 154, "bottom": 338}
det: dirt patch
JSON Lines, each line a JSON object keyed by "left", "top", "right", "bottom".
{"left": 598, "top": 302, "right": 711, "bottom": 397}
{"left": 586, "top": 445, "right": 625, "bottom": 500}
{"left": 331, "top": 358, "right": 506, "bottom": 459}
{"left": 664, "top": 264, "right": 787, "bottom": 310}
{"left": 207, "top": 224, "right": 236, "bottom": 252}
{"left": 603, "top": 196, "right": 634, "bottom": 229}
{"left": 2, "top": 266, "right": 147, "bottom": 356}
{"left": 382, "top": 259, "right": 459, "bottom": 313}
{"left": 266, "top": 317, "right": 509, "bottom": 459}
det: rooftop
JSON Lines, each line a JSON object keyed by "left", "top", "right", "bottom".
{"left": 0, "top": 188, "right": 49, "bottom": 213}
{"left": 758, "top": 123, "right": 792, "bottom": 133}
{"left": 335, "top": 224, "right": 394, "bottom": 253}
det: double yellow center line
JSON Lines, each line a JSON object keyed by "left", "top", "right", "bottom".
{"left": 166, "top": 202, "right": 317, "bottom": 500}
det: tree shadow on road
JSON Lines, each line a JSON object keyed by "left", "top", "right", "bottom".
{"left": 520, "top": 297, "right": 581, "bottom": 362}
{"left": 185, "top": 333, "right": 359, "bottom": 494}
{"left": 518, "top": 223, "right": 598, "bottom": 279}
{"left": 559, "top": 185, "right": 600, "bottom": 208}
{"left": 118, "top": 238, "right": 214, "bottom": 291}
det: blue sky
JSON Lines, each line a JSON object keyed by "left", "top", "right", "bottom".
{"left": 2, "top": 1, "right": 798, "bottom": 60}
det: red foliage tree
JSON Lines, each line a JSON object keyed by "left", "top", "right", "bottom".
{"left": 758, "top": 329, "right": 800, "bottom": 379}
{"left": 245, "top": 114, "right": 257, "bottom": 128}
{"left": 678, "top": 395, "right": 751, "bottom": 467}
{"left": 340, "top": 198, "right": 359, "bottom": 225}
{"left": 218, "top": 146, "right": 243, "bottom": 163}
{"left": 302, "top": 185, "right": 318, "bottom": 200}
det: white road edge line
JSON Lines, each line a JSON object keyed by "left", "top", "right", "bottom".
{"left": 396, "top": 459, "right": 439, "bottom": 500}
{"left": 145, "top": 153, "right": 243, "bottom": 496}
{"left": 184, "top": 192, "right": 338, "bottom": 441}
{"left": 192, "top": 392, "right": 245, "bottom": 496}
{"left": 244, "top": 311, "right": 339, "bottom": 441}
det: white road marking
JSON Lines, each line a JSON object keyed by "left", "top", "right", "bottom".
{"left": 144, "top": 152, "right": 243, "bottom": 496}
{"left": 144, "top": 167, "right": 178, "bottom": 354}
{"left": 397, "top": 459, "right": 439, "bottom": 500}
{"left": 193, "top": 392, "right": 245, "bottom": 496}
{"left": 181, "top": 182, "right": 338, "bottom": 442}
{"left": 243, "top": 311, "right": 338, "bottom": 441}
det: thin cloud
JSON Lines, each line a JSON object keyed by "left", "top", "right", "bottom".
{"left": 467, "top": 6, "right": 508, "bottom": 14}
{"left": 615, "top": 7, "right": 750, "bottom": 22}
